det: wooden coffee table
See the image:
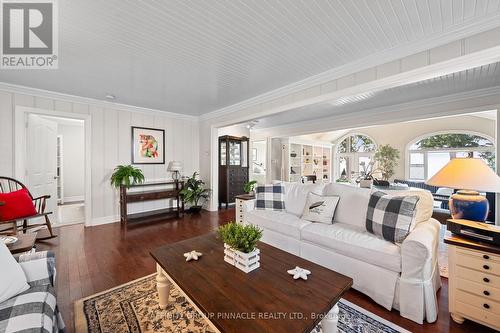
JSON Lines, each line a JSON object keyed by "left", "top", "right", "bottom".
{"left": 151, "top": 233, "right": 352, "bottom": 333}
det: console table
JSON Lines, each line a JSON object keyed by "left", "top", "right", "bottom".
{"left": 120, "top": 181, "right": 184, "bottom": 226}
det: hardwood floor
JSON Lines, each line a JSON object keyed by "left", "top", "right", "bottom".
{"left": 37, "top": 209, "right": 495, "bottom": 333}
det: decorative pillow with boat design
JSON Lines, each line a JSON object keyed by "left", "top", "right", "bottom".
{"left": 301, "top": 192, "right": 340, "bottom": 224}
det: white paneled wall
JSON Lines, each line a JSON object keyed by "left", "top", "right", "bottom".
{"left": 0, "top": 91, "right": 199, "bottom": 225}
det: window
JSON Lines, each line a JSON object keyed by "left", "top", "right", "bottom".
{"left": 335, "top": 134, "right": 377, "bottom": 182}
{"left": 407, "top": 133, "right": 495, "bottom": 181}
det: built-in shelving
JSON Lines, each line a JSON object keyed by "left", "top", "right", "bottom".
{"left": 284, "top": 140, "right": 332, "bottom": 182}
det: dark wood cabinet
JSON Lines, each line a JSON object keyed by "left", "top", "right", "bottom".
{"left": 219, "top": 135, "right": 249, "bottom": 208}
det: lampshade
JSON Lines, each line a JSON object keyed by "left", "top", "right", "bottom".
{"left": 167, "top": 161, "right": 183, "bottom": 171}
{"left": 426, "top": 158, "right": 500, "bottom": 193}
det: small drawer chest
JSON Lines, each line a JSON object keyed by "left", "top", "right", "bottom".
{"left": 235, "top": 194, "right": 255, "bottom": 224}
{"left": 445, "top": 234, "right": 500, "bottom": 331}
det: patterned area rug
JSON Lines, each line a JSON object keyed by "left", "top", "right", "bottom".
{"left": 75, "top": 274, "right": 410, "bottom": 333}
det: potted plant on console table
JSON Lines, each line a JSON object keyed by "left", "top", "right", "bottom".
{"left": 179, "top": 172, "right": 211, "bottom": 213}
{"left": 217, "top": 222, "right": 263, "bottom": 273}
{"left": 110, "top": 165, "right": 145, "bottom": 188}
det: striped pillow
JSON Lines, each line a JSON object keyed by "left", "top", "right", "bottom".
{"left": 255, "top": 184, "right": 285, "bottom": 211}
{"left": 366, "top": 191, "right": 420, "bottom": 243}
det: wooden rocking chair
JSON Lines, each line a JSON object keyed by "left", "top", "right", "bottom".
{"left": 0, "top": 176, "right": 57, "bottom": 240}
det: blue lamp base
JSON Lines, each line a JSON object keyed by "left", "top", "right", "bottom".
{"left": 449, "top": 190, "right": 489, "bottom": 222}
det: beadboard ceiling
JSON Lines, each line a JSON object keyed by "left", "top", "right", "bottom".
{"left": 1, "top": 1, "right": 500, "bottom": 115}
{"left": 294, "top": 109, "right": 497, "bottom": 143}
{"left": 254, "top": 62, "right": 500, "bottom": 129}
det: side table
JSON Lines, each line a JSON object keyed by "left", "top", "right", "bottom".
{"left": 235, "top": 194, "right": 255, "bottom": 224}
{"left": 7, "top": 233, "right": 37, "bottom": 254}
{"left": 445, "top": 233, "right": 500, "bottom": 331}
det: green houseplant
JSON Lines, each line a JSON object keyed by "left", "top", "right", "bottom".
{"left": 373, "top": 144, "right": 400, "bottom": 181}
{"left": 243, "top": 180, "right": 257, "bottom": 194}
{"left": 217, "top": 222, "right": 263, "bottom": 253}
{"left": 110, "top": 165, "right": 145, "bottom": 188}
{"left": 179, "top": 172, "right": 211, "bottom": 213}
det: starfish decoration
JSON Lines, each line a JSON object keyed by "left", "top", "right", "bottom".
{"left": 287, "top": 266, "right": 311, "bottom": 280}
{"left": 183, "top": 250, "right": 203, "bottom": 262}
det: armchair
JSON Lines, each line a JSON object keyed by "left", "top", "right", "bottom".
{"left": 0, "top": 176, "right": 56, "bottom": 240}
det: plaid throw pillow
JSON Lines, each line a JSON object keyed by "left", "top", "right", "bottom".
{"left": 366, "top": 191, "right": 420, "bottom": 243}
{"left": 255, "top": 184, "right": 285, "bottom": 211}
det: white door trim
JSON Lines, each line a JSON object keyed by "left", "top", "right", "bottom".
{"left": 14, "top": 106, "right": 92, "bottom": 227}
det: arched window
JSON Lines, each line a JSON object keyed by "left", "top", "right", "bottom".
{"left": 335, "top": 134, "right": 377, "bottom": 182}
{"left": 407, "top": 132, "right": 495, "bottom": 180}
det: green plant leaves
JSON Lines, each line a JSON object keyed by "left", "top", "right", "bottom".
{"left": 217, "top": 222, "right": 263, "bottom": 253}
{"left": 243, "top": 180, "right": 258, "bottom": 193}
{"left": 110, "top": 165, "right": 145, "bottom": 188}
{"left": 179, "top": 171, "right": 211, "bottom": 206}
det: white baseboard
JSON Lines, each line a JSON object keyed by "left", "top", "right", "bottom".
{"left": 63, "top": 195, "right": 85, "bottom": 203}
{"left": 90, "top": 215, "right": 119, "bottom": 226}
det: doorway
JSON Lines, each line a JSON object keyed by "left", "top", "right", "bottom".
{"left": 15, "top": 106, "right": 92, "bottom": 227}
{"left": 39, "top": 115, "right": 85, "bottom": 226}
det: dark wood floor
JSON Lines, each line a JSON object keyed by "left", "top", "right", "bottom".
{"left": 37, "top": 209, "right": 495, "bottom": 333}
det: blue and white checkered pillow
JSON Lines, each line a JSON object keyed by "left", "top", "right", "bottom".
{"left": 255, "top": 184, "right": 285, "bottom": 211}
{"left": 366, "top": 191, "right": 420, "bottom": 243}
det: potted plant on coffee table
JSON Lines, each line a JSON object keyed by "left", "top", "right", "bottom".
{"left": 179, "top": 172, "right": 211, "bottom": 213}
{"left": 110, "top": 165, "right": 145, "bottom": 188}
{"left": 217, "top": 222, "right": 263, "bottom": 273}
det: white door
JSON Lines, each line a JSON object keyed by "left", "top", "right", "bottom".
{"left": 26, "top": 114, "right": 58, "bottom": 221}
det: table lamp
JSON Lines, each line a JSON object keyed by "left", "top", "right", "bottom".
{"left": 167, "top": 161, "right": 183, "bottom": 181}
{"left": 426, "top": 158, "right": 500, "bottom": 222}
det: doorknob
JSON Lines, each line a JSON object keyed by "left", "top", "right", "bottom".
{"left": 53, "top": 176, "right": 59, "bottom": 179}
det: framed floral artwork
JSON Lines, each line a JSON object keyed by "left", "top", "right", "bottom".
{"left": 131, "top": 126, "right": 165, "bottom": 164}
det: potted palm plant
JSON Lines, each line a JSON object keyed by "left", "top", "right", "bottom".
{"left": 110, "top": 165, "right": 145, "bottom": 188}
{"left": 217, "top": 222, "right": 263, "bottom": 273}
{"left": 179, "top": 172, "right": 211, "bottom": 213}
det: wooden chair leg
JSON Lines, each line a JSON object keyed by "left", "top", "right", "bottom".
{"left": 44, "top": 215, "right": 56, "bottom": 238}
{"left": 33, "top": 215, "right": 57, "bottom": 241}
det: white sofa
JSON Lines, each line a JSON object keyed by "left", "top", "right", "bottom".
{"left": 242, "top": 182, "right": 442, "bottom": 324}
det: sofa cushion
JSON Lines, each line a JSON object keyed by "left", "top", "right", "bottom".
{"left": 246, "top": 210, "right": 311, "bottom": 239}
{"left": 0, "top": 243, "right": 29, "bottom": 304}
{"left": 0, "top": 188, "right": 37, "bottom": 222}
{"left": 366, "top": 191, "right": 419, "bottom": 243}
{"left": 301, "top": 193, "right": 340, "bottom": 224}
{"left": 282, "top": 182, "right": 325, "bottom": 217}
{"left": 322, "top": 183, "right": 372, "bottom": 228}
{"left": 301, "top": 222, "right": 402, "bottom": 272}
{"left": 255, "top": 184, "right": 285, "bottom": 211}
{"left": 380, "top": 188, "right": 433, "bottom": 224}
{"left": 0, "top": 284, "right": 57, "bottom": 333}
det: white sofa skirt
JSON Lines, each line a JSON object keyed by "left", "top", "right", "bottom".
{"left": 300, "top": 241, "right": 399, "bottom": 310}
{"left": 261, "top": 228, "right": 302, "bottom": 256}
{"left": 258, "top": 227, "right": 441, "bottom": 324}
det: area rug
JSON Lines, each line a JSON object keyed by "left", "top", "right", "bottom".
{"left": 75, "top": 274, "right": 410, "bottom": 333}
